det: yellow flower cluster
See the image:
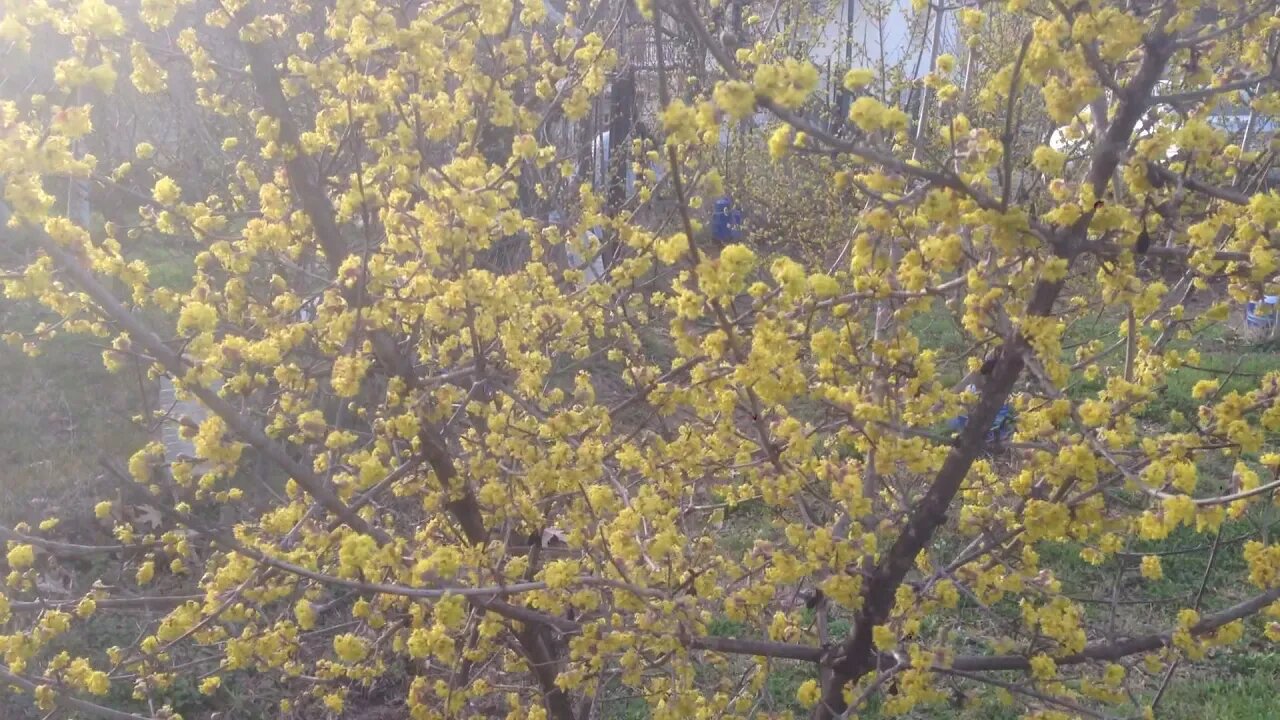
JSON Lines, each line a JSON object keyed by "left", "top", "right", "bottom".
{"left": 333, "top": 633, "right": 369, "bottom": 663}
{"left": 1244, "top": 541, "right": 1280, "bottom": 589}
{"left": 752, "top": 59, "right": 819, "bottom": 110}
{"left": 847, "top": 96, "right": 909, "bottom": 134}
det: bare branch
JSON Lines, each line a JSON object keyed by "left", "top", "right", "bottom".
{"left": 1090, "top": 241, "right": 1250, "bottom": 263}
{"left": 1143, "top": 476, "right": 1280, "bottom": 507}
{"left": 8, "top": 595, "right": 203, "bottom": 613}
{"left": 0, "top": 525, "right": 159, "bottom": 558}
{"left": 1146, "top": 161, "right": 1252, "bottom": 205}
{"left": 686, "top": 634, "right": 825, "bottom": 662}
{"left": 948, "top": 584, "right": 1280, "bottom": 671}
{"left": 0, "top": 666, "right": 155, "bottom": 720}
{"left": 1154, "top": 73, "right": 1274, "bottom": 105}
{"left": 936, "top": 668, "right": 1121, "bottom": 720}
{"left": 1002, "top": 33, "right": 1034, "bottom": 211}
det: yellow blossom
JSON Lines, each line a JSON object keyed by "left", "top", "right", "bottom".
{"left": 1029, "top": 653, "right": 1056, "bottom": 680}
{"left": 797, "top": 679, "right": 821, "bottom": 708}
{"left": 713, "top": 81, "right": 756, "bottom": 121}
{"left": 7, "top": 544, "right": 34, "bottom": 569}
{"left": 152, "top": 176, "right": 180, "bottom": 205}
{"left": 1140, "top": 555, "right": 1163, "bottom": 580}
{"left": 333, "top": 633, "right": 368, "bottom": 663}
{"left": 843, "top": 68, "right": 875, "bottom": 90}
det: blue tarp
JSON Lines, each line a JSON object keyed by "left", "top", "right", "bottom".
{"left": 948, "top": 403, "right": 1016, "bottom": 445}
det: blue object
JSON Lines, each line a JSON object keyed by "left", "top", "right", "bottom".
{"left": 949, "top": 404, "right": 1016, "bottom": 445}
{"left": 711, "top": 196, "right": 743, "bottom": 242}
{"left": 1246, "top": 296, "right": 1278, "bottom": 329}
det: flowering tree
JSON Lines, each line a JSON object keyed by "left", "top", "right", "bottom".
{"left": 3, "top": 0, "right": 1280, "bottom": 718}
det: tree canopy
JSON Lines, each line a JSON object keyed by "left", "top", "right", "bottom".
{"left": 4, "top": 0, "right": 1280, "bottom": 718}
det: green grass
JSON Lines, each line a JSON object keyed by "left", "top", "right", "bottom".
{"left": 1142, "top": 349, "right": 1280, "bottom": 422}
{"left": 128, "top": 237, "right": 198, "bottom": 293}
{"left": 707, "top": 615, "right": 750, "bottom": 638}
{"left": 907, "top": 303, "right": 966, "bottom": 354}
{"left": 1152, "top": 651, "right": 1280, "bottom": 719}
{"left": 714, "top": 496, "right": 778, "bottom": 560}
{"left": 1034, "top": 514, "right": 1259, "bottom": 620}
{"left": 1014, "top": 508, "right": 1280, "bottom": 718}
{"left": 762, "top": 662, "right": 818, "bottom": 714}
{"left": 0, "top": 330, "right": 146, "bottom": 528}
{"left": 601, "top": 694, "right": 651, "bottom": 720}
{"left": 0, "top": 224, "right": 192, "bottom": 529}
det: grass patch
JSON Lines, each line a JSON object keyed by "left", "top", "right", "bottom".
{"left": 762, "top": 662, "right": 817, "bottom": 714}
{"left": 907, "top": 301, "right": 967, "bottom": 355}
{"left": 707, "top": 615, "right": 750, "bottom": 638}
{"left": 601, "top": 694, "right": 651, "bottom": 720}
{"left": 0, "top": 330, "right": 146, "bottom": 528}
{"left": 127, "top": 237, "right": 197, "bottom": 293}
{"left": 1142, "top": 349, "right": 1280, "bottom": 421}
{"left": 714, "top": 497, "right": 778, "bottom": 560}
{"left": 1151, "top": 651, "right": 1280, "bottom": 719}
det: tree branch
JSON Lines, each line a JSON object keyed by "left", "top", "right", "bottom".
{"left": 1090, "top": 241, "right": 1249, "bottom": 263}
{"left": 0, "top": 665, "right": 155, "bottom": 720}
{"left": 949, "top": 584, "right": 1280, "bottom": 672}
{"left": 9, "top": 595, "right": 203, "bottom": 613}
{"left": 1153, "top": 72, "right": 1273, "bottom": 105}
{"left": 0, "top": 525, "right": 159, "bottom": 558}
{"left": 31, "top": 235, "right": 378, "bottom": 538}
{"left": 936, "top": 668, "right": 1120, "bottom": 720}
{"left": 1002, "top": 33, "right": 1034, "bottom": 211}
{"left": 812, "top": 30, "right": 1177, "bottom": 719}
{"left": 685, "top": 634, "right": 825, "bottom": 662}
{"left": 1146, "top": 161, "right": 1251, "bottom": 205}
